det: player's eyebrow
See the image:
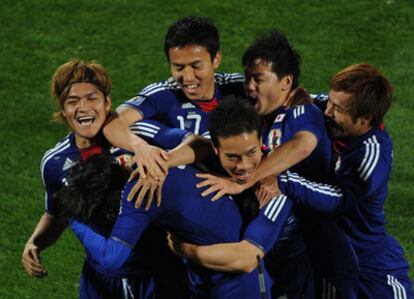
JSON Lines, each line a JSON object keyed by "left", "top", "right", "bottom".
{"left": 66, "top": 91, "right": 97, "bottom": 99}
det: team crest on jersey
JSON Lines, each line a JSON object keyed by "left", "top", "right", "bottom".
{"left": 334, "top": 156, "right": 341, "bottom": 172}
{"left": 114, "top": 154, "right": 132, "bottom": 167}
{"left": 181, "top": 102, "right": 196, "bottom": 109}
{"left": 62, "top": 157, "right": 76, "bottom": 171}
{"left": 273, "top": 114, "right": 286, "bottom": 123}
{"left": 267, "top": 129, "right": 282, "bottom": 149}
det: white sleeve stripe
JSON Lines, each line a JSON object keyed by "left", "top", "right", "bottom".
{"left": 263, "top": 197, "right": 278, "bottom": 217}
{"left": 271, "top": 196, "right": 287, "bottom": 221}
{"left": 387, "top": 274, "right": 407, "bottom": 299}
{"left": 281, "top": 175, "right": 343, "bottom": 197}
{"left": 41, "top": 138, "right": 70, "bottom": 165}
{"left": 361, "top": 144, "right": 380, "bottom": 181}
{"left": 132, "top": 122, "right": 161, "bottom": 130}
{"left": 131, "top": 131, "right": 155, "bottom": 138}
{"left": 284, "top": 171, "right": 343, "bottom": 195}
{"left": 359, "top": 136, "right": 380, "bottom": 181}
{"left": 130, "top": 125, "right": 159, "bottom": 134}
{"left": 40, "top": 143, "right": 71, "bottom": 185}
{"left": 264, "top": 195, "right": 287, "bottom": 222}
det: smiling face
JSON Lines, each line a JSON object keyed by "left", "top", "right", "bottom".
{"left": 168, "top": 45, "right": 221, "bottom": 101}
{"left": 244, "top": 61, "right": 291, "bottom": 116}
{"left": 215, "top": 131, "right": 262, "bottom": 184}
{"left": 325, "top": 90, "right": 371, "bottom": 138}
{"left": 62, "top": 82, "right": 111, "bottom": 148}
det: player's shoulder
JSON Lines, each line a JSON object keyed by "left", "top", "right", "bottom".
{"left": 138, "top": 77, "right": 180, "bottom": 97}
{"left": 41, "top": 134, "right": 73, "bottom": 167}
{"left": 40, "top": 134, "right": 77, "bottom": 181}
{"left": 215, "top": 72, "right": 244, "bottom": 85}
{"left": 354, "top": 129, "right": 392, "bottom": 182}
{"left": 286, "top": 102, "right": 323, "bottom": 120}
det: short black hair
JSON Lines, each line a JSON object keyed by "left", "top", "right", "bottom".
{"left": 54, "top": 154, "right": 128, "bottom": 227}
{"left": 164, "top": 16, "right": 220, "bottom": 61}
{"left": 242, "top": 30, "right": 301, "bottom": 89}
{"left": 209, "top": 96, "right": 261, "bottom": 148}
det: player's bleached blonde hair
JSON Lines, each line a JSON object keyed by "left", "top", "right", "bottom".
{"left": 50, "top": 59, "right": 112, "bottom": 121}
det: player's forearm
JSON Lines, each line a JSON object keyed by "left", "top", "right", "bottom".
{"left": 167, "top": 135, "right": 213, "bottom": 168}
{"left": 185, "top": 240, "right": 263, "bottom": 273}
{"left": 249, "top": 131, "right": 317, "bottom": 186}
{"left": 103, "top": 109, "right": 146, "bottom": 152}
{"left": 26, "top": 213, "right": 66, "bottom": 251}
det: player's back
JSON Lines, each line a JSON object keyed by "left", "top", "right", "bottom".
{"left": 122, "top": 164, "right": 272, "bottom": 299}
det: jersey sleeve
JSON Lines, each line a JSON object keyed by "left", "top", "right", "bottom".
{"left": 287, "top": 103, "right": 326, "bottom": 141}
{"left": 41, "top": 158, "right": 59, "bottom": 215}
{"left": 243, "top": 195, "right": 293, "bottom": 253}
{"left": 70, "top": 179, "right": 151, "bottom": 270}
{"left": 278, "top": 171, "right": 344, "bottom": 213}
{"left": 120, "top": 81, "right": 171, "bottom": 119}
{"left": 129, "top": 119, "right": 191, "bottom": 149}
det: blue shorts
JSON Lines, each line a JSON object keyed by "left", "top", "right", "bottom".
{"left": 79, "top": 261, "right": 156, "bottom": 299}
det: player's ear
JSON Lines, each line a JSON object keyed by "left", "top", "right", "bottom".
{"left": 281, "top": 75, "right": 293, "bottom": 91}
{"left": 212, "top": 51, "right": 222, "bottom": 70}
{"left": 105, "top": 95, "right": 112, "bottom": 113}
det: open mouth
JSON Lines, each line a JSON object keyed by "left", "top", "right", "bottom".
{"left": 183, "top": 83, "right": 200, "bottom": 94}
{"left": 234, "top": 171, "right": 251, "bottom": 183}
{"left": 77, "top": 116, "right": 95, "bottom": 126}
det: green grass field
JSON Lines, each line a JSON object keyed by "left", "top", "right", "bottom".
{"left": 1, "top": 0, "right": 413, "bottom": 297}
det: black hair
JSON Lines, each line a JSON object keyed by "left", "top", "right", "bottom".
{"left": 164, "top": 16, "right": 220, "bottom": 61}
{"left": 54, "top": 154, "right": 128, "bottom": 228}
{"left": 242, "top": 30, "right": 301, "bottom": 89}
{"left": 208, "top": 96, "right": 261, "bottom": 148}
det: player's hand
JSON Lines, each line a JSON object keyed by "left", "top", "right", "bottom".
{"left": 22, "top": 243, "right": 47, "bottom": 278}
{"left": 255, "top": 175, "right": 281, "bottom": 208}
{"left": 129, "top": 142, "right": 169, "bottom": 183}
{"left": 127, "top": 172, "right": 166, "bottom": 210}
{"left": 127, "top": 143, "right": 168, "bottom": 209}
{"left": 195, "top": 173, "right": 245, "bottom": 201}
{"left": 167, "top": 232, "right": 196, "bottom": 258}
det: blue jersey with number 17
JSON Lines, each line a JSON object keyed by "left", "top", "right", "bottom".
{"left": 121, "top": 73, "right": 245, "bottom": 138}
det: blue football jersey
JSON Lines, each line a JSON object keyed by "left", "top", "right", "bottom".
{"left": 278, "top": 126, "right": 412, "bottom": 294}
{"left": 121, "top": 73, "right": 245, "bottom": 138}
{"left": 261, "top": 103, "right": 333, "bottom": 182}
{"left": 40, "top": 120, "right": 188, "bottom": 277}
{"left": 71, "top": 164, "right": 275, "bottom": 299}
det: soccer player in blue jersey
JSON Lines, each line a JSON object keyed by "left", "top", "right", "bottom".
{"left": 278, "top": 63, "right": 413, "bottom": 298}
{"left": 21, "top": 59, "right": 189, "bottom": 298}
{"left": 194, "top": 30, "right": 358, "bottom": 299}
{"left": 60, "top": 99, "right": 282, "bottom": 299}
{"left": 102, "top": 16, "right": 245, "bottom": 199}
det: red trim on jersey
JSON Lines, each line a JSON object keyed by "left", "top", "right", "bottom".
{"left": 332, "top": 140, "right": 347, "bottom": 153}
{"left": 80, "top": 146, "right": 104, "bottom": 161}
{"left": 379, "top": 123, "right": 385, "bottom": 130}
{"left": 193, "top": 98, "right": 219, "bottom": 112}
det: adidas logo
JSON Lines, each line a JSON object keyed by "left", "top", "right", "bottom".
{"left": 62, "top": 157, "right": 76, "bottom": 171}
{"left": 182, "top": 102, "right": 196, "bottom": 109}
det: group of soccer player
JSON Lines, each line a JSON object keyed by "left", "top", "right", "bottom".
{"left": 21, "top": 15, "right": 412, "bottom": 299}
